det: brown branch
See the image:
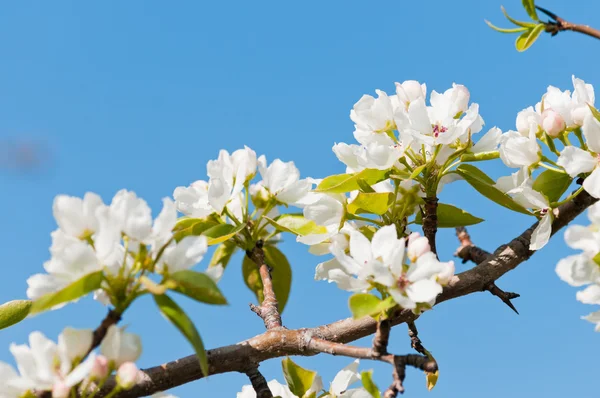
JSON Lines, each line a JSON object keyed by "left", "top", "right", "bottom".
{"left": 86, "top": 309, "right": 122, "bottom": 357}
{"left": 384, "top": 355, "right": 438, "bottom": 397}
{"left": 407, "top": 321, "right": 427, "bottom": 356}
{"left": 454, "top": 226, "right": 520, "bottom": 313}
{"left": 422, "top": 197, "right": 439, "bottom": 255}
{"left": 93, "top": 190, "right": 595, "bottom": 398}
{"left": 246, "top": 240, "right": 282, "bottom": 330}
{"left": 245, "top": 367, "right": 273, "bottom": 398}
{"left": 536, "top": 5, "right": 600, "bottom": 40}
{"left": 372, "top": 319, "right": 391, "bottom": 357}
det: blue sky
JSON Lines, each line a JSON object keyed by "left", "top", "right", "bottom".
{"left": 0, "top": 0, "right": 599, "bottom": 397}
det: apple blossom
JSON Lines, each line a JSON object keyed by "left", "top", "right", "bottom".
{"left": 116, "top": 362, "right": 139, "bottom": 389}
{"left": 52, "top": 192, "right": 105, "bottom": 239}
{"left": 515, "top": 106, "right": 541, "bottom": 136}
{"left": 470, "top": 126, "right": 502, "bottom": 153}
{"left": 257, "top": 156, "right": 311, "bottom": 206}
{"left": 350, "top": 90, "right": 396, "bottom": 133}
{"left": 173, "top": 180, "right": 214, "bottom": 218}
{"left": 498, "top": 129, "right": 541, "bottom": 168}
{"left": 395, "top": 80, "right": 427, "bottom": 109}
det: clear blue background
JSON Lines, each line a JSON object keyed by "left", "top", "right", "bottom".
{"left": 0, "top": 0, "right": 598, "bottom": 396}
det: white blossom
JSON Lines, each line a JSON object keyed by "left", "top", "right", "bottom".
{"left": 100, "top": 325, "right": 142, "bottom": 367}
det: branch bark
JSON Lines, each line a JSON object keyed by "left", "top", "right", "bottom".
{"left": 536, "top": 5, "right": 600, "bottom": 40}
{"left": 245, "top": 368, "right": 273, "bottom": 398}
{"left": 247, "top": 240, "right": 282, "bottom": 330}
{"left": 96, "top": 190, "right": 595, "bottom": 398}
{"left": 422, "top": 197, "right": 439, "bottom": 256}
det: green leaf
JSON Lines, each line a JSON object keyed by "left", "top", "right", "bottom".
{"left": 357, "top": 178, "right": 376, "bottom": 193}
{"left": 347, "top": 192, "right": 393, "bottom": 215}
{"left": 209, "top": 240, "right": 238, "bottom": 269}
{"left": 455, "top": 165, "right": 532, "bottom": 215}
{"left": 361, "top": 370, "right": 381, "bottom": 398}
{"left": 173, "top": 218, "right": 219, "bottom": 242}
{"left": 349, "top": 294, "right": 396, "bottom": 319}
{"left": 30, "top": 271, "right": 104, "bottom": 315}
{"left": 533, "top": 169, "right": 572, "bottom": 203}
{"left": 522, "top": 0, "right": 539, "bottom": 21}
{"left": 169, "top": 270, "right": 227, "bottom": 305}
{"left": 203, "top": 223, "right": 246, "bottom": 245}
{"left": 242, "top": 246, "right": 292, "bottom": 312}
{"left": 316, "top": 169, "right": 389, "bottom": 193}
{"left": 281, "top": 357, "right": 317, "bottom": 398}
{"left": 409, "top": 164, "right": 427, "bottom": 179}
{"left": 515, "top": 24, "right": 545, "bottom": 52}
{"left": 265, "top": 214, "right": 327, "bottom": 236}
{"left": 485, "top": 20, "right": 528, "bottom": 33}
{"left": 414, "top": 203, "right": 484, "bottom": 228}
{"left": 501, "top": 5, "right": 538, "bottom": 27}
{"left": 0, "top": 300, "right": 31, "bottom": 330}
{"left": 153, "top": 294, "right": 208, "bottom": 376}
{"left": 460, "top": 151, "right": 500, "bottom": 162}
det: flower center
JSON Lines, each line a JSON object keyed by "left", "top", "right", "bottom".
{"left": 432, "top": 124, "right": 448, "bottom": 138}
{"left": 396, "top": 275, "right": 409, "bottom": 290}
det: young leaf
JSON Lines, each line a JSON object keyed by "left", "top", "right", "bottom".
{"left": 173, "top": 218, "right": 219, "bottom": 242}
{"left": 356, "top": 178, "right": 376, "bottom": 193}
{"left": 30, "top": 271, "right": 104, "bottom": 315}
{"left": 361, "top": 370, "right": 381, "bottom": 398}
{"left": 0, "top": 300, "right": 31, "bottom": 330}
{"left": 347, "top": 192, "right": 393, "bottom": 215}
{"left": 426, "top": 370, "right": 439, "bottom": 391}
{"left": 501, "top": 6, "right": 538, "bottom": 27}
{"left": 455, "top": 165, "right": 531, "bottom": 215}
{"left": 516, "top": 24, "right": 544, "bottom": 52}
{"left": 202, "top": 223, "right": 246, "bottom": 245}
{"left": 153, "top": 294, "right": 208, "bottom": 376}
{"left": 533, "top": 169, "right": 572, "bottom": 203}
{"left": 409, "top": 164, "right": 427, "bottom": 179}
{"left": 169, "top": 270, "right": 227, "bottom": 305}
{"left": 316, "top": 169, "right": 388, "bottom": 193}
{"left": 209, "top": 240, "right": 238, "bottom": 269}
{"left": 485, "top": 20, "right": 528, "bottom": 33}
{"left": 265, "top": 214, "right": 327, "bottom": 236}
{"left": 588, "top": 104, "right": 600, "bottom": 123}
{"left": 281, "top": 357, "right": 317, "bottom": 398}
{"left": 414, "top": 203, "right": 484, "bottom": 228}
{"left": 349, "top": 294, "right": 395, "bottom": 319}
{"left": 522, "top": 0, "right": 539, "bottom": 21}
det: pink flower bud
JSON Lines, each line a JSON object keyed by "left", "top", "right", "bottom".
{"left": 90, "top": 355, "right": 110, "bottom": 380}
{"left": 541, "top": 109, "right": 566, "bottom": 137}
{"left": 52, "top": 382, "right": 70, "bottom": 398}
{"left": 116, "top": 362, "right": 139, "bottom": 390}
{"left": 407, "top": 233, "right": 430, "bottom": 262}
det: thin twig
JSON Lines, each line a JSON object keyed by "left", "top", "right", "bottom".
{"left": 407, "top": 321, "right": 427, "bottom": 356}
{"left": 454, "top": 227, "right": 520, "bottom": 314}
{"left": 246, "top": 240, "right": 282, "bottom": 330}
{"left": 536, "top": 5, "right": 600, "bottom": 40}
{"left": 245, "top": 367, "right": 273, "bottom": 398}
{"left": 372, "top": 319, "right": 391, "bottom": 357}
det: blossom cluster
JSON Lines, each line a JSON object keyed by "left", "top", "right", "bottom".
{"left": 0, "top": 325, "right": 149, "bottom": 397}
{"left": 316, "top": 225, "right": 454, "bottom": 311}
{"left": 493, "top": 76, "right": 599, "bottom": 251}
{"left": 556, "top": 202, "right": 600, "bottom": 332}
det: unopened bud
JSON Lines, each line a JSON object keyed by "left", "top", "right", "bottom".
{"left": 116, "top": 362, "right": 139, "bottom": 390}
{"left": 541, "top": 109, "right": 566, "bottom": 137}
{"left": 451, "top": 84, "right": 470, "bottom": 113}
{"left": 52, "top": 382, "right": 70, "bottom": 398}
{"left": 90, "top": 355, "right": 110, "bottom": 380}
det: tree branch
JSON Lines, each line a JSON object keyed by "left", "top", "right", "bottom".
{"left": 536, "top": 5, "right": 600, "bottom": 40}
{"left": 95, "top": 190, "right": 595, "bottom": 398}
{"left": 86, "top": 309, "right": 122, "bottom": 357}
{"left": 246, "top": 240, "right": 282, "bottom": 330}
{"left": 422, "top": 197, "right": 439, "bottom": 255}
{"left": 245, "top": 367, "right": 273, "bottom": 398}
{"left": 454, "top": 226, "right": 520, "bottom": 313}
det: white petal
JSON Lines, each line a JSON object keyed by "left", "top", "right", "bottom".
{"left": 406, "top": 279, "right": 442, "bottom": 303}
{"left": 529, "top": 213, "right": 553, "bottom": 251}
{"left": 556, "top": 146, "right": 596, "bottom": 177}
{"left": 472, "top": 127, "right": 501, "bottom": 153}
{"left": 583, "top": 167, "right": 600, "bottom": 198}
{"left": 564, "top": 225, "right": 599, "bottom": 253}
{"left": 331, "top": 360, "right": 360, "bottom": 395}
{"left": 371, "top": 225, "right": 398, "bottom": 264}
{"left": 582, "top": 114, "right": 600, "bottom": 153}
{"left": 349, "top": 231, "right": 373, "bottom": 265}
{"left": 576, "top": 284, "right": 600, "bottom": 305}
